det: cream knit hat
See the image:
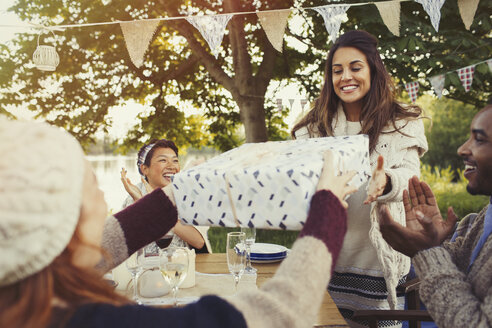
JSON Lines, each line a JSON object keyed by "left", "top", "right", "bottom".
{"left": 0, "top": 117, "right": 85, "bottom": 286}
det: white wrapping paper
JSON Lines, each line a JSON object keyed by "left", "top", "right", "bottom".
{"left": 172, "top": 135, "right": 370, "bottom": 230}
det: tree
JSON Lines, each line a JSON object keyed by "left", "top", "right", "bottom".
{"left": 0, "top": 0, "right": 490, "bottom": 151}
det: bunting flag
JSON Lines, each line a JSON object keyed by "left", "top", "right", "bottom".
{"left": 313, "top": 5, "right": 350, "bottom": 43}
{"left": 276, "top": 98, "right": 283, "bottom": 112}
{"left": 257, "top": 10, "right": 291, "bottom": 53}
{"left": 375, "top": 1, "right": 401, "bottom": 36}
{"left": 120, "top": 20, "right": 160, "bottom": 68}
{"left": 428, "top": 74, "right": 445, "bottom": 98}
{"left": 458, "top": 0, "right": 480, "bottom": 30}
{"left": 186, "top": 14, "right": 233, "bottom": 58}
{"left": 415, "top": 0, "right": 446, "bottom": 32}
{"left": 457, "top": 65, "right": 475, "bottom": 92}
{"left": 487, "top": 59, "right": 492, "bottom": 72}
{"left": 405, "top": 81, "right": 419, "bottom": 103}
{"left": 288, "top": 98, "right": 295, "bottom": 110}
{"left": 300, "top": 99, "right": 308, "bottom": 114}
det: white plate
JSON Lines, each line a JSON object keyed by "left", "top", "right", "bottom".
{"left": 250, "top": 243, "right": 288, "bottom": 257}
{"left": 251, "top": 256, "right": 286, "bottom": 264}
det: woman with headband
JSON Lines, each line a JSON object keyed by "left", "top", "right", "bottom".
{"left": 0, "top": 117, "right": 358, "bottom": 328}
{"left": 121, "top": 139, "right": 209, "bottom": 252}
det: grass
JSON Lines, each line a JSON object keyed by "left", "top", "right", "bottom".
{"left": 208, "top": 227, "right": 299, "bottom": 253}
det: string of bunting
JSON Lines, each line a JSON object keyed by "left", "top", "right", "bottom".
{"left": 4, "top": 0, "right": 481, "bottom": 70}
{"left": 404, "top": 58, "right": 491, "bottom": 103}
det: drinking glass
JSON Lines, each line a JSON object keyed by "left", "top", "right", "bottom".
{"left": 160, "top": 247, "right": 189, "bottom": 307}
{"left": 241, "top": 227, "right": 257, "bottom": 274}
{"left": 125, "top": 248, "right": 144, "bottom": 303}
{"left": 226, "top": 232, "right": 246, "bottom": 294}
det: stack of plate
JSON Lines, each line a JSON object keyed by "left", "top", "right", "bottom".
{"left": 250, "top": 243, "right": 288, "bottom": 263}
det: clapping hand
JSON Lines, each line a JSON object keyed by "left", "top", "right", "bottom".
{"left": 317, "top": 150, "right": 359, "bottom": 208}
{"left": 364, "top": 155, "right": 387, "bottom": 204}
{"left": 378, "top": 176, "right": 458, "bottom": 257}
{"left": 121, "top": 168, "right": 151, "bottom": 201}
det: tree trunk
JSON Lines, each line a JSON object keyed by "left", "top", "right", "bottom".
{"left": 236, "top": 95, "right": 268, "bottom": 143}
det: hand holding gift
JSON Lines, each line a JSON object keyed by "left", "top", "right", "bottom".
{"left": 317, "top": 150, "right": 358, "bottom": 208}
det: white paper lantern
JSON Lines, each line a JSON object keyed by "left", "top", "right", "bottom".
{"left": 33, "top": 32, "right": 60, "bottom": 71}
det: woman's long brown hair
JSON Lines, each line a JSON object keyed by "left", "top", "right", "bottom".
{"left": 291, "top": 30, "right": 422, "bottom": 153}
{"left": 0, "top": 228, "right": 130, "bottom": 328}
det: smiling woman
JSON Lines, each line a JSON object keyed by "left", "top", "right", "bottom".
{"left": 291, "top": 30, "right": 428, "bottom": 328}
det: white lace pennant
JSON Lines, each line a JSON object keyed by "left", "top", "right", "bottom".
{"left": 457, "top": 65, "right": 475, "bottom": 92}
{"left": 313, "top": 5, "right": 350, "bottom": 43}
{"left": 487, "top": 59, "right": 492, "bottom": 73}
{"left": 257, "top": 10, "right": 291, "bottom": 52}
{"left": 276, "top": 98, "right": 283, "bottom": 112}
{"left": 405, "top": 81, "right": 419, "bottom": 103}
{"left": 120, "top": 20, "right": 160, "bottom": 68}
{"left": 428, "top": 74, "right": 445, "bottom": 99}
{"left": 186, "top": 14, "right": 233, "bottom": 58}
{"left": 458, "top": 0, "right": 480, "bottom": 30}
{"left": 375, "top": 1, "right": 401, "bottom": 36}
{"left": 415, "top": 0, "right": 446, "bottom": 32}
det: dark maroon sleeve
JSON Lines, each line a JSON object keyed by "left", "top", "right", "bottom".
{"left": 113, "top": 188, "right": 178, "bottom": 255}
{"left": 299, "top": 190, "right": 347, "bottom": 270}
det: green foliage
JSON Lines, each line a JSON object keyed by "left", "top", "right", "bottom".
{"left": 421, "top": 164, "right": 489, "bottom": 219}
{"left": 0, "top": 0, "right": 490, "bottom": 151}
{"left": 421, "top": 97, "right": 477, "bottom": 178}
{"left": 208, "top": 227, "right": 299, "bottom": 253}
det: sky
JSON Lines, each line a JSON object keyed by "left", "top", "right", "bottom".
{"left": 0, "top": 1, "right": 306, "bottom": 139}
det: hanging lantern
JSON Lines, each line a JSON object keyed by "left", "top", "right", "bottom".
{"left": 33, "top": 31, "right": 60, "bottom": 71}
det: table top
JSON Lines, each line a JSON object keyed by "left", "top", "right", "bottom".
{"left": 196, "top": 253, "right": 349, "bottom": 328}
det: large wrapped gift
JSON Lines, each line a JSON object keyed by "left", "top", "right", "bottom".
{"left": 172, "top": 135, "right": 370, "bottom": 230}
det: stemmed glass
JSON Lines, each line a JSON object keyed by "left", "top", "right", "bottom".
{"left": 226, "top": 232, "right": 246, "bottom": 294}
{"left": 125, "top": 248, "right": 144, "bottom": 303}
{"left": 160, "top": 247, "right": 189, "bottom": 307}
{"left": 241, "top": 227, "right": 257, "bottom": 274}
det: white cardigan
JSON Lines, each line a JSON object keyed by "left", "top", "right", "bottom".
{"left": 295, "top": 104, "right": 428, "bottom": 309}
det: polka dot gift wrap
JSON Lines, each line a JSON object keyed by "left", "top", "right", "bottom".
{"left": 172, "top": 135, "right": 371, "bottom": 230}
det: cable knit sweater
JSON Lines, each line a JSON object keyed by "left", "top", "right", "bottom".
{"left": 413, "top": 206, "right": 492, "bottom": 327}
{"left": 79, "top": 188, "right": 348, "bottom": 328}
{"left": 295, "top": 104, "right": 428, "bottom": 326}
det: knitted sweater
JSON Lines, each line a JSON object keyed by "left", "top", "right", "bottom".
{"left": 413, "top": 206, "right": 492, "bottom": 327}
{"left": 295, "top": 104, "right": 428, "bottom": 325}
{"left": 85, "top": 188, "right": 347, "bottom": 328}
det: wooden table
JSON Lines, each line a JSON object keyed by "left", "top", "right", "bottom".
{"left": 196, "top": 253, "right": 349, "bottom": 328}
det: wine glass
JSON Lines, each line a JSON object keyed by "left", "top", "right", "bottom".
{"left": 160, "top": 247, "right": 189, "bottom": 307}
{"left": 226, "top": 232, "right": 246, "bottom": 294}
{"left": 125, "top": 248, "right": 144, "bottom": 303}
{"left": 241, "top": 227, "right": 257, "bottom": 274}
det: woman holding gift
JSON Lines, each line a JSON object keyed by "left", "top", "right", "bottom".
{"left": 0, "top": 117, "right": 357, "bottom": 328}
{"left": 292, "top": 30, "right": 428, "bottom": 327}
{"left": 120, "top": 138, "right": 210, "bottom": 253}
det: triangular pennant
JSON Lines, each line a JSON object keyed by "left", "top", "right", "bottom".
{"left": 456, "top": 65, "right": 475, "bottom": 92}
{"left": 313, "top": 5, "right": 350, "bottom": 43}
{"left": 458, "top": 0, "right": 480, "bottom": 30}
{"left": 375, "top": 1, "right": 401, "bottom": 36}
{"left": 428, "top": 74, "right": 445, "bottom": 99}
{"left": 404, "top": 82, "right": 419, "bottom": 103}
{"left": 257, "top": 10, "right": 291, "bottom": 53}
{"left": 276, "top": 98, "right": 283, "bottom": 112}
{"left": 288, "top": 99, "right": 296, "bottom": 110}
{"left": 300, "top": 99, "right": 308, "bottom": 114}
{"left": 415, "top": 0, "right": 446, "bottom": 32}
{"left": 120, "top": 20, "right": 160, "bottom": 68}
{"left": 186, "top": 14, "right": 233, "bottom": 58}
